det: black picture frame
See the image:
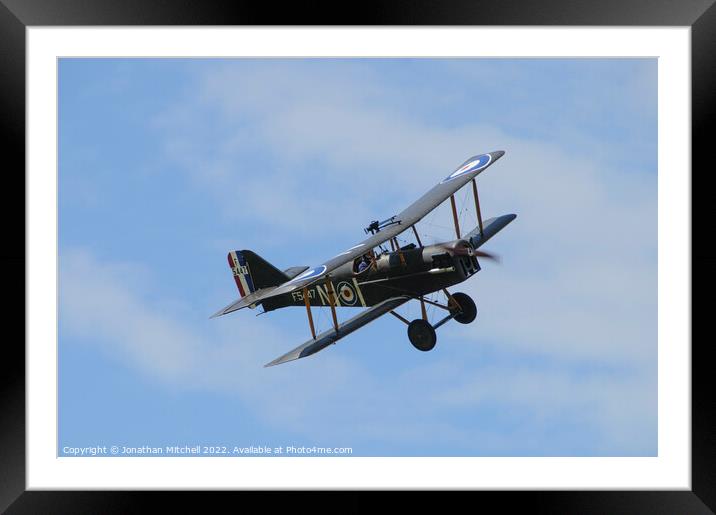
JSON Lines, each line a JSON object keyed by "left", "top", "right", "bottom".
{"left": 2, "top": 1, "right": 713, "bottom": 513}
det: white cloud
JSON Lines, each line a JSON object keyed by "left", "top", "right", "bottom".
{"left": 154, "top": 61, "right": 656, "bottom": 365}
{"left": 60, "top": 247, "right": 655, "bottom": 454}
{"left": 60, "top": 59, "right": 657, "bottom": 455}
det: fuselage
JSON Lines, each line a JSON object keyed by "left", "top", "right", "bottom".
{"left": 261, "top": 239, "right": 480, "bottom": 312}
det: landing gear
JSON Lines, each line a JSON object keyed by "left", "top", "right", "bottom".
{"left": 449, "top": 292, "right": 477, "bottom": 324}
{"left": 401, "top": 291, "right": 476, "bottom": 352}
{"left": 407, "top": 319, "right": 437, "bottom": 351}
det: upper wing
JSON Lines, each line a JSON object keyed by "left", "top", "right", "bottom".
{"left": 264, "top": 296, "right": 411, "bottom": 367}
{"left": 257, "top": 150, "right": 506, "bottom": 299}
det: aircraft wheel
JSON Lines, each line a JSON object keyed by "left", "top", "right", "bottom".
{"left": 408, "top": 319, "right": 437, "bottom": 351}
{"left": 450, "top": 292, "right": 477, "bottom": 324}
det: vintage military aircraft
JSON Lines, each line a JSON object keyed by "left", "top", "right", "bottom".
{"left": 212, "top": 150, "right": 516, "bottom": 367}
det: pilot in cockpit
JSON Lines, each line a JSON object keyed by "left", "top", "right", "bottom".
{"left": 357, "top": 255, "right": 370, "bottom": 273}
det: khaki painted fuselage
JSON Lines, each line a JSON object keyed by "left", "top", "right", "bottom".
{"left": 260, "top": 240, "right": 481, "bottom": 312}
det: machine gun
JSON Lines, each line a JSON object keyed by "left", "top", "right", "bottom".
{"left": 364, "top": 215, "right": 401, "bottom": 235}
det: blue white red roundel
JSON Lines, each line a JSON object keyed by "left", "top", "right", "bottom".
{"left": 441, "top": 154, "right": 491, "bottom": 183}
{"left": 336, "top": 281, "right": 357, "bottom": 306}
{"left": 287, "top": 265, "right": 327, "bottom": 285}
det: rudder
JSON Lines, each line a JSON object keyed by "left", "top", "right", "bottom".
{"left": 227, "top": 250, "right": 289, "bottom": 297}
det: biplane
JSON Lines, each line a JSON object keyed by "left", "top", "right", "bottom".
{"left": 212, "top": 150, "right": 516, "bottom": 367}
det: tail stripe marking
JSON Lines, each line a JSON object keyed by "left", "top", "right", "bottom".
{"left": 229, "top": 252, "right": 246, "bottom": 296}
{"left": 235, "top": 254, "right": 253, "bottom": 295}
{"left": 235, "top": 252, "right": 255, "bottom": 292}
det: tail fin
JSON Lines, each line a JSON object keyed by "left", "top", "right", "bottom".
{"left": 227, "top": 250, "right": 289, "bottom": 298}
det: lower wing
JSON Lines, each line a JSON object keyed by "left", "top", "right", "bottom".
{"left": 265, "top": 296, "right": 411, "bottom": 367}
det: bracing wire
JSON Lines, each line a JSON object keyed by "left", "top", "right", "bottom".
{"left": 418, "top": 183, "right": 482, "bottom": 245}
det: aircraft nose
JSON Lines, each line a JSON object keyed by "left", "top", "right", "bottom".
{"left": 490, "top": 150, "right": 505, "bottom": 160}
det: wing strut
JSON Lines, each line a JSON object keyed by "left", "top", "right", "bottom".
{"left": 302, "top": 286, "right": 316, "bottom": 339}
{"left": 391, "top": 237, "right": 407, "bottom": 266}
{"left": 450, "top": 194, "right": 461, "bottom": 239}
{"left": 412, "top": 225, "right": 423, "bottom": 247}
{"left": 326, "top": 280, "right": 339, "bottom": 332}
{"left": 471, "top": 179, "right": 485, "bottom": 237}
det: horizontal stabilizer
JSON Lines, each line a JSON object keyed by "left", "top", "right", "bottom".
{"left": 264, "top": 296, "right": 411, "bottom": 367}
{"left": 210, "top": 286, "right": 277, "bottom": 318}
{"left": 465, "top": 214, "right": 517, "bottom": 249}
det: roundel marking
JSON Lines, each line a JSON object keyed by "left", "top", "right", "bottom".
{"left": 336, "top": 281, "right": 357, "bottom": 306}
{"left": 288, "top": 265, "right": 327, "bottom": 284}
{"left": 441, "top": 154, "right": 492, "bottom": 183}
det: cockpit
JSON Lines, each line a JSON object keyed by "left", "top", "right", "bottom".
{"left": 353, "top": 253, "right": 374, "bottom": 275}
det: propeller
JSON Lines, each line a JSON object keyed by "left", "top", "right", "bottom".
{"left": 473, "top": 249, "right": 501, "bottom": 263}
{"left": 435, "top": 240, "right": 501, "bottom": 262}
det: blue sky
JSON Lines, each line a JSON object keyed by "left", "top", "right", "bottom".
{"left": 58, "top": 58, "right": 657, "bottom": 457}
